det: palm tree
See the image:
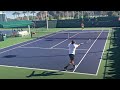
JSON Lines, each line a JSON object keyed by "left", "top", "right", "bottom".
{"left": 61, "top": 11, "right": 64, "bottom": 19}
{"left": 58, "top": 11, "right": 64, "bottom": 20}
{"left": 36, "top": 11, "right": 43, "bottom": 20}
{"left": 26, "top": 11, "right": 30, "bottom": 20}
{"left": 22, "top": 11, "right": 29, "bottom": 20}
{"left": 66, "top": 11, "right": 68, "bottom": 19}
{"left": 41, "top": 12, "right": 43, "bottom": 20}
{"left": 23, "top": 11, "right": 27, "bottom": 16}
{"left": 22, "top": 11, "right": 27, "bottom": 20}
{"left": 72, "top": 11, "right": 75, "bottom": 19}
{"left": 12, "top": 12, "right": 16, "bottom": 19}
{"left": 12, "top": 11, "right": 18, "bottom": 20}
{"left": 16, "top": 12, "right": 20, "bottom": 20}
{"left": 3, "top": 11, "right": 7, "bottom": 22}
{"left": 64, "top": 11, "right": 69, "bottom": 19}
{"left": 77, "top": 11, "right": 80, "bottom": 19}
{"left": 63, "top": 11, "right": 67, "bottom": 19}
{"left": 36, "top": 11, "right": 40, "bottom": 20}
{"left": 31, "top": 11, "right": 36, "bottom": 20}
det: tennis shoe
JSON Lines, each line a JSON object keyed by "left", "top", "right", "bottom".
{"left": 73, "top": 65, "right": 77, "bottom": 69}
{"left": 64, "top": 66, "right": 67, "bottom": 70}
{"left": 69, "top": 65, "right": 77, "bottom": 70}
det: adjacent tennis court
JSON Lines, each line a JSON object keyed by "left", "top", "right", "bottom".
{"left": 0, "top": 29, "right": 109, "bottom": 75}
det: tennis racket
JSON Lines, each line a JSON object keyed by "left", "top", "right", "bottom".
{"left": 80, "top": 39, "right": 91, "bottom": 45}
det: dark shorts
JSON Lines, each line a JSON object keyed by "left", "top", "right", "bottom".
{"left": 69, "top": 54, "right": 75, "bottom": 60}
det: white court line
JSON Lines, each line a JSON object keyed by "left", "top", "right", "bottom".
{"left": 60, "top": 70, "right": 96, "bottom": 76}
{"left": 0, "top": 31, "right": 62, "bottom": 55}
{"left": 73, "top": 30, "right": 103, "bottom": 72}
{"left": 0, "top": 30, "right": 109, "bottom": 51}
{"left": 62, "top": 31, "right": 109, "bottom": 34}
{"left": 50, "top": 31, "right": 109, "bottom": 49}
{"left": 18, "top": 47, "right": 88, "bottom": 51}
{"left": 0, "top": 31, "right": 61, "bottom": 51}
{"left": 0, "top": 65, "right": 96, "bottom": 76}
{"left": 95, "top": 30, "right": 110, "bottom": 76}
{"left": 50, "top": 33, "right": 80, "bottom": 48}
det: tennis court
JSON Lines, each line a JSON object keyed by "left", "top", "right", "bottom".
{"left": 0, "top": 29, "right": 109, "bottom": 75}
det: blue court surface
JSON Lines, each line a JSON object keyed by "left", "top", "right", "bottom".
{"left": 0, "top": 30, "right": 109, "bottom": 75}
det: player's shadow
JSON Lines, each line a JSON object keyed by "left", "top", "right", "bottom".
{"left": 1, "top": 51, "right": 103, "bottom": 59}
{"left": 1, "top": 52, "right": 85, "bottom": 58}
{"left": 26, "top": 71, "right": 64, "bottom": 78}
{"left": 45, "top": 39, "right": 53, "bottom": 41}
{"left": 2, "top": 55, "right": 16, "bottom": 58}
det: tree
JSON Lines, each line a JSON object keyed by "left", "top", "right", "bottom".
{"left": 36, "top": 11, "right": 46, "bottom": 20}
{"left": 16, "top": 12, "right": 20, "bottom": 20}
{"left": 26, "top": 11, "right": 30, "bottom": 20}
{"left": 72, "top": 11, "right": 75, "bottom": 19}
{"left": 112, "top": 11, "right": 119, "bottom": 17}
{"left": 23, "top": 11, "right": 27, "bottom": 16}
{"left": 22, "top": 11, "right": 27, "bottom": 20}
{"left": 22, "top": 11, "right": 30, "bottom": 20}
{"left": 107, "top": 11, "right": 113, "bottom": 17}
{"left": 31, "top": 11, "right": 36, "bottom": 20}
{"left": 12, "top": 11, "right": 18, "bottom": 19}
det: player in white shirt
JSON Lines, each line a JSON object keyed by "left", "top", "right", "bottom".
{"left": 64, "top": 40, "right": 80, "bottom": 70}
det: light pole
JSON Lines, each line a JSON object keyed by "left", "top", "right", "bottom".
{"left": 78, "top": 11, "right": 80, "bottom": 19}
{"left": 82, "top": 11, "right": 83, "bottom": 21}
{"left": 45, "top": 11, "right": 48, "bottom": 30}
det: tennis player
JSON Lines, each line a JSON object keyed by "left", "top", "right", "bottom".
{"left": 81, "top": 23, "right": 84, "bottom": 30}
{"left": 64, "top": 40, "right": 80, "bottom": 70}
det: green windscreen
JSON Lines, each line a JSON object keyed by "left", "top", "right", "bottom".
{"left": 0, "top": 20, "right": 33, "bottom": 28}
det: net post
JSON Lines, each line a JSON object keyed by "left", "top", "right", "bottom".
{"left": 28, "top": 25, "right": 31, "bottom": 34}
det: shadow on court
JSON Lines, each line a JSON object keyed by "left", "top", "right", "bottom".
{"left": 2, "top": 55, "right": 17, "bottom": 58}
{"left": 26, "top": 71, "right": 64, "bottom": 77}
{"left": 103, "top": 28, "right": 120, "bottom": 79}
{"left": 1, "top": 51, "right": 104, "bottom": 59}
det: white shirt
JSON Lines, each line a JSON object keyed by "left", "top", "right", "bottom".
{"left": 68, "top": 43, "right": 79, "bottom": 55}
